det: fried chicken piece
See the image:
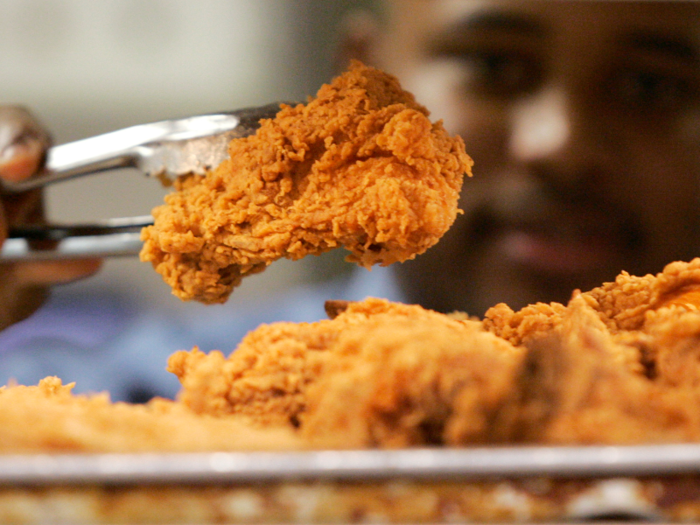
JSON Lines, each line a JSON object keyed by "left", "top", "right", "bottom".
{"left": 482, "top": 259, "right": 700, "bottom": 444}
{"left": 302, "top": 315, "right": 523, "bottom": 448}
{"left": 619, "top": 260, "right": 700, "bottom": 388}
{"left": 141, "top": 61, "right": 471, "bottom": 303}
{"left": 577, "top": 259, "right": 700, "bottom": 384}
{"left": 167, "top": 259, "right": 700, "bottom": 447}
{"left": 483, "top": 301, "right": 568, "bottom": 348}
{"left": 167, "top": 299, "right": 448, "bottom": 425}
{"left": 493, "top": 295, "right": 663, "bottom": 443}
{"left": 168, "top": 297, "right": 523, "bottom": 447}
{"left": 495, "top": 296, "right": 692, "bottom": 443}
{"left": 10, "top": 261, "right": 700, "bottom": 452}
{"left": 0, "top": 377, "right": 301, "bottom": 453}
{"left": 485, "top": 260, "right": 700, "bottom": 370}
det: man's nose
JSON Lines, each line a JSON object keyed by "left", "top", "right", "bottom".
{"left": 509, "top": 87, "right": 604, "bottom": 192}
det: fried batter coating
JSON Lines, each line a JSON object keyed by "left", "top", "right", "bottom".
{"left": 621, "top": 260, "right": 700, "bottom": 388}
{"left": 484, "top": 301, "right": 568, "bottom": 348}
{"left": 0, "top": 377, "right": 301, "bottom": 453}
{"left": 141, "top": 61, "right": 471, "bottom": 303}
{"left": 169, "top": 298, "right": 523, "bottom": 447}
{"left": 11, "top": 260, "right": 700, "bottom": 451}
{"left": 484, "top": 260, "right": 700, "bottom": 371}
{"left": 495, "top": 295, "right": 659, "bottom": 443}
{"left": 162, "top": 260, "right": 700, "bottom": 446}
{"left": 487, "top": 259, "right": 700, "bottom": 444}
{"left": 301, "top": 315, "right": 523, "bottom": 448}
{"left": 168, "top": 298, "right": 516, "bottom": 439}
{"left": 497, "top": 293, "right": 700, "bottom": 444}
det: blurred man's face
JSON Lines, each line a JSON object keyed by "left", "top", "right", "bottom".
{"left": 373, "top": 1, "right": 700, "bottom": 315}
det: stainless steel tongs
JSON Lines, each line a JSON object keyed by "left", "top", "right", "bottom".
{"left": 0, "top": 103, "right": 283, "bottom": 261}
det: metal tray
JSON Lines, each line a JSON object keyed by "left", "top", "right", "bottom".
{"left": 2, "top": 445, "right": 700, "bottom": 484}
{"left": 2, "top": 445, "right": 700, "bottom": 523}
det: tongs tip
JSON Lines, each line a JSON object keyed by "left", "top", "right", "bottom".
{"left": 1, "top": 102, "right": 292, "bottom": 261}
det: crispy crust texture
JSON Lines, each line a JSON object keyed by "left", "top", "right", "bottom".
{"left": 168, "top": 298, "right": 524, "bottom": 448}
{"left": 0, "top": 377, "right": 301, "bottom": 453}
{"left": 168, "top": 258, "right": 700, "bottom": 447}
{"left": 140, "top": 61, "right": 471, "bottom": 303}
{"left": 8, "top": 260, "right": 700, "bottom": 452}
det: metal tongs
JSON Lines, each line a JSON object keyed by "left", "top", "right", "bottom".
{"left": 0, "top": 103, "right": 283, "bottom": 261}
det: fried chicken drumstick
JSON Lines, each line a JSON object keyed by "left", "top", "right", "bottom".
{"left": 141, "top": 61, "right": 471, "bottom": 303}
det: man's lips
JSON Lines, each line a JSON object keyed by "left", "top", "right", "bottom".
{"left": 465, "top": 181, "right": 647, "bottom": 278}
{"left": 497, "top": 228, "right": 622, "bottom": 275}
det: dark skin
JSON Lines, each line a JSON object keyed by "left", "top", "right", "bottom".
{"left": 0, "top": 106, "right": 101, "bottom": 331}
{"left": 360, "top": 1, "right": 700, "bottom": 315}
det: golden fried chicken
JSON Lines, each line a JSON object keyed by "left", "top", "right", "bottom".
{"left": 301, "top": 314, "right": 523, "bottom": 448}
{"left": 10, "top": 260, "right": 700, "bottom": 452}
{"left": 484, "top": 260, "right": 700, "bottom": 369}
{"left": 168, "top": 298, "right": 523, "bottom": 447}
{"left": 0, "top": 377, "right": 300, "bottom": 453}
{"left": 485, "top": 259, "right": 700, "bottom": 444}
{"left": 141, "top": 61, "right": 471, "bottom": 303}
{"left": 160, "top": 260, "right": 700, "bottom": 447}
{"left": 612, "top": 260, "right": 700, "bottom": 388}
{"left": 496, "top": 293, "right": 700, "bottom": 444}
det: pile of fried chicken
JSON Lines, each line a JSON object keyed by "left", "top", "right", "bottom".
{"left": 6, "top": 259, "right": 700, "bottom": 452}
{"left": 167, "top": 258, "right": 700, "bottom": 448}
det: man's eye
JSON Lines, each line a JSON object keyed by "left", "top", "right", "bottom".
{"left": 460, "top": 51, "right": 540, "bottom": 97}
{"left": 611, "top": 67, "right": 697, "bottom": 112}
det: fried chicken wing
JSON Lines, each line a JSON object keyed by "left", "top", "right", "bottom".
{"left": 141, "top": 61, "right": 471, "bottom": 303}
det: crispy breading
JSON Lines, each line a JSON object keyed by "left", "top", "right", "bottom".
{"left": 141, "top": 61, "right": 471, "bottom": 303}
{"left": 640, "top": 303, "right": 700, "bottom": 388}
{"left": 10, "top": 260, "right": 700, "bottom": 452}
{"left": 496, "top": 293, "right": 700, "bottom": 444}
{"left": 483, "top": 260, "right": 700, "bottom": 371}
{"left": 494, "top": 295, "right": 656, "bottom": 443}
{"left": 0, "top": 377, "right": 301, "bottom": 453}
{"left": 487, "top": 259, "right": 700, "bottom": 444}
{"left": 483, "top": 301, "right": 568, "bottom": 348}
{"left": 301, "top": 314, "right": 523, "bottom": 448}
{"left": 168, "top": 298, "right": 515, "bottom": 438}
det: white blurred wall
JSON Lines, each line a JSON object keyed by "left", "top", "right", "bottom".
{"left": 0, "top": 0, "right": 346, "bottom": 311}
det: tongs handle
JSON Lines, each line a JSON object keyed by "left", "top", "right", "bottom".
{"left": 2, "top": 233, "right": 143, "bottom": 261}
{"left": 2, "top": 114, "right": 241, "bottom": 193}
{"left": 2, "top": 216, "right": 153, "bottom": 261}
{"left": 1, "top": 102, "right": 285, "bottom": 193}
